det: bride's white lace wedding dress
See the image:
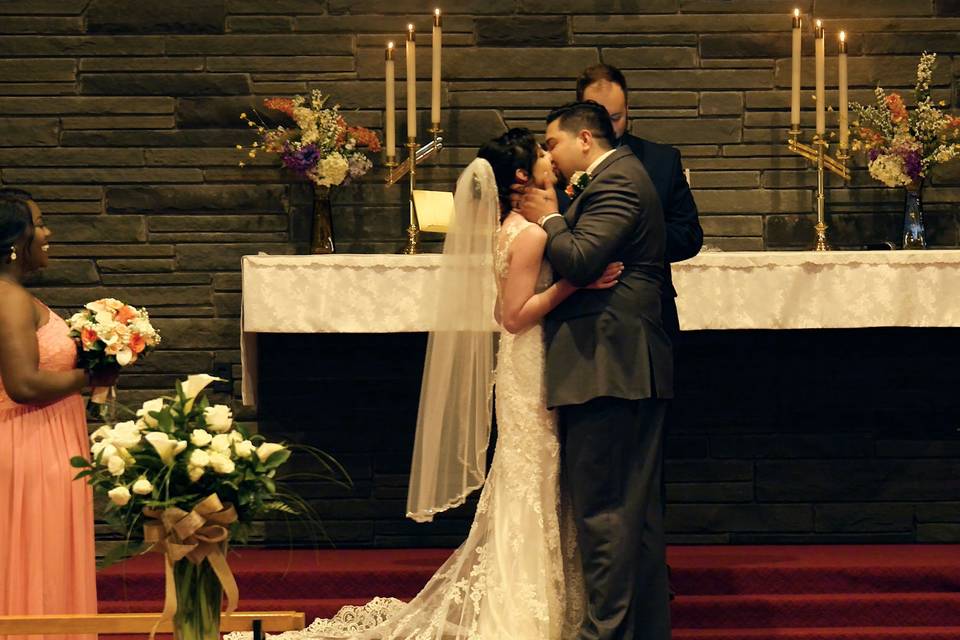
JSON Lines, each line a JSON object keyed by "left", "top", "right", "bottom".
{"left": 231, "top": 217, "right": 584, "bottom": 640}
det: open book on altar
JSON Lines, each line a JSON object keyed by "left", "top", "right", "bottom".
{"left": 413, "top": 189, "right": 454, "bottom": 233}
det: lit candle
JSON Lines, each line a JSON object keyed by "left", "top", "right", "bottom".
{"left": 385, "top": 42, "right": 396, "bottom": 160}
{"left": 838, "top": 30, "right": 849, "bottom": 150}
{"left": 432, "top": 9, "right": 442, "bottom": 128}
{"left": 791, "top": 9, "right": 801, "bottom": 130}
{"left": 815, "top": 19, "right": 825, "bottom": 137}
{"left": 406, "top": 24, "right": 416, "bottom": 141}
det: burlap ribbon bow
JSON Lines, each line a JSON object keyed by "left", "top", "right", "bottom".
{"left": 143, "top": 494, "right": 240, "bottom": 639}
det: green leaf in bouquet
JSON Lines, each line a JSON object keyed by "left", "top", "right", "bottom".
{"left": 73, "top": 468, "right": 97, "bottom": 481}
{"left": 261, "top": 449, "right": 292, "bottom": 470}
{"left": 70, "top": 455, "right": 92, "bottom": 468}
{"left": 96, "top": 539, "right": 146, "bottom": 571}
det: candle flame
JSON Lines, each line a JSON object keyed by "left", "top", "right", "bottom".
{"left": 794, "top": 8, "right": 799, "bottom": 17}
{"left": 408, "top": 23, "right": 414, "bottom": 31}
{"left": 839, "top": 31, "right": 846, "bottom": 42}
{"left": 435, "top": 8, "right": 440, "bottom": 15}
{"left": 815, "top": 19, "right": 822, "bottom": 27}
{"left": 388, "top": 41, "right": 394, "bottom": 49}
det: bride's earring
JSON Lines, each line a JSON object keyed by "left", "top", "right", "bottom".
{"left": 8, "top": 246, "right": 16, "bottom": 262}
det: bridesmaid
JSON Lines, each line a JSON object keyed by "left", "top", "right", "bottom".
{"left": 0, "top": 189, "right": 117, "bottom": 640}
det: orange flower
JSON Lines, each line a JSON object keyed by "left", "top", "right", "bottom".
{"left": 263, "top": 97, "right": 295, "bottom": 117}
{"left": 115, "top": 305, "right": 138, "bottom": 325}
{"left": 129, "top": 333, "right": 146, "bottom": 354}
{"left": 885, "top": 93, "right": 908, "bottom": 123}
{"left": 81, "top": 327, "right": 99, "bottom": 349}
{"left": 349, "top": 126, "right": 382, "bottom": 152}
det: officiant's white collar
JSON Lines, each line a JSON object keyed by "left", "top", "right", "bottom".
{"left": 586, "top": 147, "right": 617, "bottom": 177}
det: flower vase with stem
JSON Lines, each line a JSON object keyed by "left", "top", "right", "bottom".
{"left": 312, "top": 186, "right": 335, "bottom": 254}
{"left": 172, "top": 552, "right": 224, "bottom": 640}
{"left": 903, "top": 179, "right": 927, "bottom": 249}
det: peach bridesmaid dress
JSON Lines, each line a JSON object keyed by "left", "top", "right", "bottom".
{"left": 0, "top": 306, "right": 97, "bottom": 640}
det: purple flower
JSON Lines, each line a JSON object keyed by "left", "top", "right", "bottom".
{"left": 868, "top": 149, "right": 880, "bottom": 162}
{"left": 902, "top": 149, "right": 922, "bottom": 181}
{"left": 281, "top": 144, "right": 319, "bottom": 174}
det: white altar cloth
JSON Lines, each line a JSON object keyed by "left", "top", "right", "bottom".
{"left": 241, "top": 250, "right": 960, "bottom": 404}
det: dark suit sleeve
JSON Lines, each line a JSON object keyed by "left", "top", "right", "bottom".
{"left": 542, "top": 172, "right": 640, "bottom": 288}
{"left": 664, "top": 149, "right": 703, "bottom": 263}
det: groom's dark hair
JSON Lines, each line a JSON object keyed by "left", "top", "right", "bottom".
{"left": 546, "top": 101, "right": 615, "bottom": 149}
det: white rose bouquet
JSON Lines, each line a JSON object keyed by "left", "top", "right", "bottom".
{"left": 71, "top": 373, "right": 348, "bottom": 567}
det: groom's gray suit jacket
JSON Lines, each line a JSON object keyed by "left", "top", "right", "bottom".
{"left": 542, "top": 146, "right": 674, "bottom": 409}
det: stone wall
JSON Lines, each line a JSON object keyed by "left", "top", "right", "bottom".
{"left": 3, "top": 0, "right": 960, "bottom": 547}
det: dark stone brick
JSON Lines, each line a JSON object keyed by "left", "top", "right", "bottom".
{"left": 937, "top": 0, "right": 960, "bottom": 15}
{"left": 44, "top": 215, "right": 146, "bottom": 243}
{"left": 667, "top": 505, "right": 813, "bottom": 533}
{"left": 86, "top": 0, "right": 225, "bottom": 34}
{"left": 62, "top": 129, "right": 257, "bottom": 147}
{"left": 757, "top": 460, "right": 960, "bottom": 501}
{"left": 917, "top": 523, "right": 960, "bottom": 542}
{"left": 711, "top": 435, "right": 874, "bottom": 459}
{"left": 814, "top": 504, "right": 915, "bottom": 533}
{"left": 106, "top": 185, "right": 286, "bottom": 213}
{"left": 80, "top": 73, "right": 251, "bottom": 96}
{"left": 97, "top": 259, "right": 175, "bottom": 273}
{"left": 149, "top": 215, "right": 287, "bottom": 233}
{"left": 0, "top": 117, "right": 58, "bottom": 146}
{"left": 476, "top": 17, "right": 567, "bottom": 46}
{"left": 176, "top": 243, "right": 295, "bottom": 271}
{"left": 151, "top": 318, "right": 240, "bottom": 349}
{"left": 226, "top": 16, "right": 294, "bottom": 33}
{"left": 25, "top": 259, "right": 98, "bottom": 286}
{"left": 0, "top": 1, "right": 90, "bottom": 14}
{"left": 38, "top": 285, "right": 211, "bottom": 308}
{"left": 0, "top": 96, "right": 174, "bottom": 115}
{"left": 522, "top": 0, "right": 677, "bottom": 11}
{"left": 175, "top": 97, "right": 272, "bottom": 129}
{"left": 667, "top": 482, "right": 754, "bottom": 503}
{"left": 603, "top": 47, "right": 698, "bottom": 69}
{"left": 164, "top": 35, "right": 353, "bottom": 56}
{"left": 0, "top": 58, "right": 74, "bottom": 81}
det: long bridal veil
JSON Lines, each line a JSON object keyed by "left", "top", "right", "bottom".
{"left": 406, "top": 157, "right": 500, "bottom": 523}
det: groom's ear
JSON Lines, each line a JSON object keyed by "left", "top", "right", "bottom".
{"left": 578, "top": 129, "right": 593, "bottom": 150}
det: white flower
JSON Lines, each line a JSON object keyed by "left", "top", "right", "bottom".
{"left": 203, "top": 404, "right": 233, "bottom": 433}
{"left": 256, "top": 442, "right": 286, "bottom": 463}
{"left": 181, "top": 374, "right": 224, "bottom": 413}
{"left": 90, "top": 425, "right": 113, "bottom": 443}
{"left": 208, "top": 451, "right": 236, "bottom": 475}
{"left": 132, "top": 476, "right": 153, "bottom": 495}
{"left": 110, "top": 421, "right": 142, "bottom": 449}
{"left": 137, "top": 398, "right": 165, "bottom": 427}
{"left": 107, "top": 486, "right": 131, "bottom": 506}
{"left": 189, "top": 449, "right": 210, "bottom": 468}
{"left": 145, "top": 432, "right": 187, "bottom": 466}
{"left": 107, "top": 455, "right": 126, "bottom": 476}
{"left": 91, "top": 441, "right": 118, "bottom": 461}
{"left": 209, "top": 433, "right": 232, "bottom": 454}
{"left": 190, "top": 429, "right": 213, "bottom": 447}
{"left": 188, "top": 465, "right": 205, "bottom": 482}
{"left": 234, "top": 439, "right": 255, "bottom": 459}
{"left": 229, "top": 430, "right": 244, "bottom": 443}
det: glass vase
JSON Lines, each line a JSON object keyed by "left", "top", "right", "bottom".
{"left": 903, "top": 180, "right": 927, "bottom": 249}
{"left": 312, "top": 186, "right": 335, "bottom": 254}
{"left": 172, "top": 555, "right": 224, "bottom": 640}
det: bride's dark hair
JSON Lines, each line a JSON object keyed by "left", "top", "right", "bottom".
{"left": 476, "top": 128, "right": 538, "bottom": 220}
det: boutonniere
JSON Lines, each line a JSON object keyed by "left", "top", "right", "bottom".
{"left": 564, "top": 171, "right": 592, "bottom": 199}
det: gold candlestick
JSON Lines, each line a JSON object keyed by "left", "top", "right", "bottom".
{"left": 788, "top": 131, "right": 850, "bottom": 251}
{"left": 385, "top": 129, "right": 443, "bottom": 254}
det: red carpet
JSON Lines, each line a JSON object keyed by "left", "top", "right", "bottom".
{"left": 99, "top": 546, "right": 960, "bottom": 639}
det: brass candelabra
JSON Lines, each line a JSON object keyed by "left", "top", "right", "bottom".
{"left": 384, "top": 126, "right": 444, "bottom": 255}
{"left": 787, "top": 128, "right": 851, "bottom": 251}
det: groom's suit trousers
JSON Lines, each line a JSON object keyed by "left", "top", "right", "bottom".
{"left": 561, "top": 395, "right": 671, "bottom": 640}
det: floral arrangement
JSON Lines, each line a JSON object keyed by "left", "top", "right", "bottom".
{"left": 851, "top": 52, "right": 960, "bottom": 188}
{"left": 72, "top": 373, "right": 348, "bottom": 565}
{"left": 67, "top": 298, "right": 161, "bottom": 369}
{"left": 237, "top": 89, "right": 381, "bottom": 188}
{"left": 564, "top": 170, "right": 592, "bottom": 199}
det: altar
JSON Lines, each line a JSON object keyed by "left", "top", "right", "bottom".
{"left": 241, "top": 250, "right": 960, "bottom": 405}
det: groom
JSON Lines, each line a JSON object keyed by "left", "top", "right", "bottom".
{"left": 519, "top": 102, "right": 673, "bottom": 640}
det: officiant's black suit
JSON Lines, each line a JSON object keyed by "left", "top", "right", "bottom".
{"left": 543, "top": 146, "right": 673, "bottom": 640}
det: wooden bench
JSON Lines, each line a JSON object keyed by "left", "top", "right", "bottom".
{"left": 0, "top": 611, "right": 305, "bottom": 638}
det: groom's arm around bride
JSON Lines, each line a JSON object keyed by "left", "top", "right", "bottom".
{"left": 520, "top": 101, "right": 673, "bottom": 640}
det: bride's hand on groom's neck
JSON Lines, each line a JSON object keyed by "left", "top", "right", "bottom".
{"left": 515, "top": 183, "right": 558, "bottom": 224}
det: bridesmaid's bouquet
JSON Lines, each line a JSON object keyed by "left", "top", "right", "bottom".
{"left": 66, "top": 298, "right": 161, "bottom": 410}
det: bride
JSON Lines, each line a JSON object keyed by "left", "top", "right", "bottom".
{"left": 244, "top": 129, "right": 622, "bottom": 639}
